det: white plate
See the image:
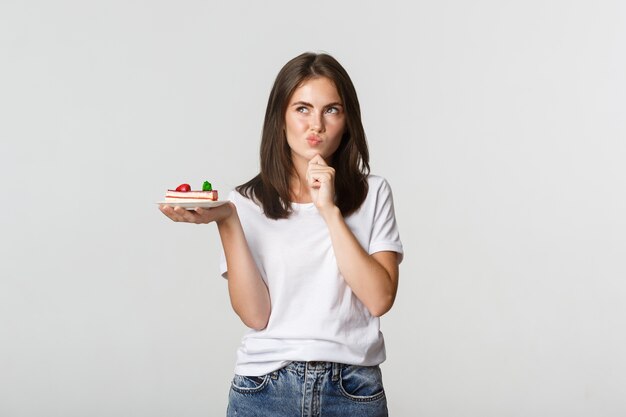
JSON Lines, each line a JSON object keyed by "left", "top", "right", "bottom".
{"left": 156, "top": 200, "right": 228, "bottom": 209}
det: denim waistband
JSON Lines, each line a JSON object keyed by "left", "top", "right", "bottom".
{"left": 283, "top": 361, "right": 342, "bottom": 379}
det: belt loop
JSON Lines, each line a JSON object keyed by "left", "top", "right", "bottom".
{"left": 332, "top": 362, "right": 340, "bottom": 382}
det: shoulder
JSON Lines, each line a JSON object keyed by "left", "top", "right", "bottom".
{"left": 363, "top": 174, "right": 399, "bottom": 214}
{"left": 227, "top": 189, "right": 263, "bottom": 213}
{"left": 348, "top": 174, "right": 395, "bottom": 215}
{"left": 366, "top": 174, "right": 394, "bottom": 195}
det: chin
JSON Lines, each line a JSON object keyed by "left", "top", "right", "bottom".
{"left": 303, "top": 149, "right": 323, "bottom": 159}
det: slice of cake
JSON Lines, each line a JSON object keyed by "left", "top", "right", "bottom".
{"left": 165, "top": 181, "right": 218, "bottom": 201}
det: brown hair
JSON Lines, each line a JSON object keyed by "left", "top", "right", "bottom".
{"left": 237, "top": 52, "right": 370, "bottom": 219}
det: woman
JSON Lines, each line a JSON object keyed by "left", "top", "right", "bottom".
{"left": 160, "top": 52, "right": 403, "bottom": 416}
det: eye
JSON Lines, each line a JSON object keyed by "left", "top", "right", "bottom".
{"left": 325, "top": 106, "right": 340, "bottom": 114}
{"left": 296, "top": 106, "right": 309, "bottom": 113}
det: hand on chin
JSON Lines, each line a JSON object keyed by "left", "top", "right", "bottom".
{"left": 306, "top": 154, "right": 336, "bottom": 212}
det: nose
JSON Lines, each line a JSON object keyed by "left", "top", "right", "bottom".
{"left": 311, "top": 110, "right": 325, "bottom": 133}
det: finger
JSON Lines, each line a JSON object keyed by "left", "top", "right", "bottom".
{"left": 309, "top": 154, "right": 328, "bottom": 167}
{"left": 173, "top": 206, "right": 197, "bottom": 222}
{"left": 160, "top": 205, "right": 182, "bottom": 221}
{"left": 164, "top": 206, "right": 184, "bottom": 222}
{"left": 308, "top": 167, "right": 334, "bottom": 181}
{"left": 311, "top": 171, "right": 332, "bottom": 183}
{"left": 308, "top": 172, "right": 333, "bottom": 190}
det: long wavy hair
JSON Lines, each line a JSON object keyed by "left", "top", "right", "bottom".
{"left": 237, "top": 52, "right": 370, "bottom": 219}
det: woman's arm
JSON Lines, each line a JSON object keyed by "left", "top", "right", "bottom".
{"left": 216, "top": 206, "right": 271, "bottom": 330}
{"left": 321, "top": 207, "right": 399, "bottom": 317}
{"left": 159, "top": 204, "right": 271, "bottom": 330}
{"left": 306, "top": 155, "right": 400, "bottom": 317}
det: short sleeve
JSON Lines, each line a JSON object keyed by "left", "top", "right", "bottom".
{"left": 369, "top": 178, "right": 404, "bottom": 264}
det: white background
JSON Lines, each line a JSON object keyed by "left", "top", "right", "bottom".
{"left": 1, "top": 1, "right": 625, "bottom": 416}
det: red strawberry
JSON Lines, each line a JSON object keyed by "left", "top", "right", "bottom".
{"left": 175, "top": 183, "right": 191, "bottom": 192}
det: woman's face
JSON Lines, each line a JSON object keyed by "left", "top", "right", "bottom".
{"left": 284, "top": 76, "right": 346, "bottom": 165}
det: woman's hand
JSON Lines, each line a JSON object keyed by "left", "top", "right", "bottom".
{"left": 307, "top": 154, "right": 337, "bottom": 213}
{"left": 159, "top": 202, "right": 234, "bottom": 225}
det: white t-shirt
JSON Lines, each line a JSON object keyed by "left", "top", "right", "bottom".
{"left": 220, "top": 175, "right": 403, "bottom": 376}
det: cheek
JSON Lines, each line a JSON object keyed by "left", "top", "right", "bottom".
{"left": 285, "top": 116, "right": 306, "bottom": 135}
{"left": 328, "top": 119, "right": 346, "bottom": 138}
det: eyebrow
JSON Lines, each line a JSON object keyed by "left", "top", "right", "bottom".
{"left": 291, "top": 101, "right": 343, "bottom": 107}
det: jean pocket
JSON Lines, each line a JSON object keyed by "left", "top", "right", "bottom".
{"left": 230, "top": 373, "right": 270, "bottom": 394}
{"left": 338, "top": 365, "right": 386, "bottom": 402}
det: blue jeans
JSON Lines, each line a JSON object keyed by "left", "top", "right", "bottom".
{"left": 227, "top": 361, "right": 388, "bottom": 417}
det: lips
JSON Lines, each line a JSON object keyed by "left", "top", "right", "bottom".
{"left": 307, "top": 135, "right": 321, "bottom": 146}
